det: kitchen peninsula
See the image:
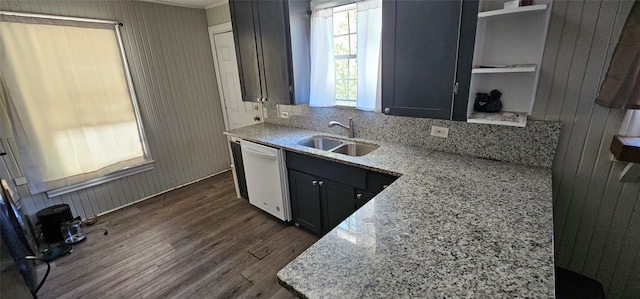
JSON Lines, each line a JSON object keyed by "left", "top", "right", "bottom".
{"left": 225, "top": 123, "right": 555, "bottom": 298}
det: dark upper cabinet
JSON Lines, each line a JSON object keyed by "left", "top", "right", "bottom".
{"left": 229, "top": 0, "right": 310, "bottom": 105}
{"left": 229, "top": 0, "right": 261, "bottom": 103}
{"left": 381, "top": 0, "right": 478, "bottom": 120}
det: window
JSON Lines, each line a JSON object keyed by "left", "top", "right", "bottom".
{"left": 309, "top": 0, "right": 381, "bottom": 111}
{"left": 621, "top": 109, "right": 640, "bottom": 136}
{"left": 0, "top": 12, "right": 152, "bottom": 196}
{"left": 333, "top": 4, "right": 358, "bottom": 107}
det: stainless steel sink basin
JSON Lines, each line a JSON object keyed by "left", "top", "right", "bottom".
{"left": 299, "top": 136, "right": 378, "bottom": 156}
{"left": 299, "top": 136, "right": 344, "bottom": 150}
{"left": 330, "top": 143, "right": 379, "bottom": 157}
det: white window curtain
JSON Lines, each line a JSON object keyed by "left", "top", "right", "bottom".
{"left": 355, "top": 0, "right": 382, "bottom": 111}
{"left": 309, "top": 0, "right": 382, "bottom": 110}
{"left": 0, "top": 13, "right": 152, "bottom": 195}
{"left": 309, "top": 7, "right": 335, "bottom": 107}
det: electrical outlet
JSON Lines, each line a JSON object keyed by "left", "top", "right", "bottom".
{"left": 14, "top": 177, "right": 27, "bottom": 185}
{"left": 280, "top": 111, "right": 290, "bottom": 119}
{"left": 431, "top": 126, "right": 449, "bottom": 138}
{"left": 263, "top": 107, "right": 268, "bottom": 118}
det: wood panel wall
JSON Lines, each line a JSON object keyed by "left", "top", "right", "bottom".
{"left": 0, "top": 1, "right": 230, "bottom": 221}
{"left": 2, "top": 0, "right": 640, "bottom": 297}
{"left": 533, "top": 0, "right": 639, "bottom": 296}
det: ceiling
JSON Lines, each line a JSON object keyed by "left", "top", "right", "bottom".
{"left": 141, "top": 0, "right": 227, "bottom": 9}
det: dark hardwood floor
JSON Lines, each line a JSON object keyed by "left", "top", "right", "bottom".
{"left": 32, "top": 171, "right": 318, "bottom": 298}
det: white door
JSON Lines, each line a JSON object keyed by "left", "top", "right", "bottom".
{"left": 212, "top": 31, "right": 263, "bottom": 130}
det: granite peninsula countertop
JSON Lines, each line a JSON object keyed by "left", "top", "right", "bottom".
{"left": 224, "top": 123, "right": 555, "bottom": 298}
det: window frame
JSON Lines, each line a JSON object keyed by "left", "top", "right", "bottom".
{"left": 0, "top": 11, "right": 154, "bottom": 198}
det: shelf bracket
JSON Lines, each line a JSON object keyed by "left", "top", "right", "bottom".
{"left": 620, "top": 162, "right": 640, "bottom": 182}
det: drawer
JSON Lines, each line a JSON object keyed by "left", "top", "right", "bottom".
{"left": 286, "top": 151, "right": 366, "bottom": 190}
{"left": 366, "top": 171, "right": 398, "bottom": 193}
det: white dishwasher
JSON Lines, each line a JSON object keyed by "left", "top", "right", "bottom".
{"left": 240, "top": 140, "right": 291, "bottom": 221}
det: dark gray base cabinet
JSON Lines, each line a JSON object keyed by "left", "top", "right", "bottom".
{"left": 288, "top": 170, "right": 323, "bottom": 234}
{"left": 320, "top": 178, "right": 356, "bottom": 234}
{"left": 355, "top": 190, "right": 376, "bottom": 210}
{"left": 229, "top": 141, "right": 248, "bottom": 200}
{"left": 287, "top": 152, "right": 397, "bottom": 235}
{"left": 289, "top": 170, "right": 356, "bottom": 235}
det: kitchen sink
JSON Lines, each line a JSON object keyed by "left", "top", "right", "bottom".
{"left": 299, "top": 136, "right": 344, "bottom": 150}
{"left": 299, "top": 136, "right": 378, "bottom": 156}
{"left": 330, "top": 143, "right": 379, "bottom": 157}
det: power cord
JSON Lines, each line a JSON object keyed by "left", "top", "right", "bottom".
{"left": 86, "top": 228, "right": 108, "bottom": 236}
{"left": 15, "top": 256, "right": 50, "bottom": 299}
{"left": 13, "top": 228, "right": 109, "bottom": 298}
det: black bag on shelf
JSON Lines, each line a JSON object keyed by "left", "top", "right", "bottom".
{"left": 474, "top": 89, "right": 503, "bottom": 112}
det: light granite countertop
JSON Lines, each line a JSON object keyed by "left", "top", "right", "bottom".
{"left": 224, "top": 123, "right": 555, "bottom": 298}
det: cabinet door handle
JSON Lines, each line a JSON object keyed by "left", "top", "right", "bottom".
{"left": 312, "top": 180, "right": 318, "bottom": 186}
{"left": 318, "top": 181, "right": 324, "bottom": 187}
{"left": 356, "top": 193, "right": 362, "bottom": 200}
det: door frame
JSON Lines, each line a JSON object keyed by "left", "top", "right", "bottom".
{"left": 208, "top": 22, "right": 242, "bottom": 199}
{"left": 208, "top": 22, "right": 234, "bottom": 131}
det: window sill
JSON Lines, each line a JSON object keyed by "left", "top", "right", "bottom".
{"left": 334, "top": 104, "right": 357, "bottom": 109}
{"left": 46, "top": 161, "right": 155, "bottom": 198}
{"left": 334, "top": 99, "right": 356, "bottom": 108}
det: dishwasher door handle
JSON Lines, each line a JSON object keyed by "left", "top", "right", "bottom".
{"left": 243, "top": 147, "right": 277, "bottom": 160}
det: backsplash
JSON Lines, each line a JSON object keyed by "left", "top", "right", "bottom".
{"left": 263, "top": 103, "right": 561, "bottom": 168}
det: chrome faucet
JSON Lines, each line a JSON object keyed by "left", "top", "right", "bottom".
{"left": 328, "top": 118, "right": 354, "bottom": 138}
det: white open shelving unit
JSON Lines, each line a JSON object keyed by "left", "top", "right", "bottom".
{"left": 477, "top": 4, "right": 548, "bottom": 18}
{"left": 472, "top": 64, "right": 536, "bottom": 73}
{"left": 467, "top": 0, "right": 552, "bottom": 127}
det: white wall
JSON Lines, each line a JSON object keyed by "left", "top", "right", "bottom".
{"left": 0, "top": 0, "right": 230, "bottom": 220}
{"left": 533, "top": 0, "right": 639, "bottom": 296}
